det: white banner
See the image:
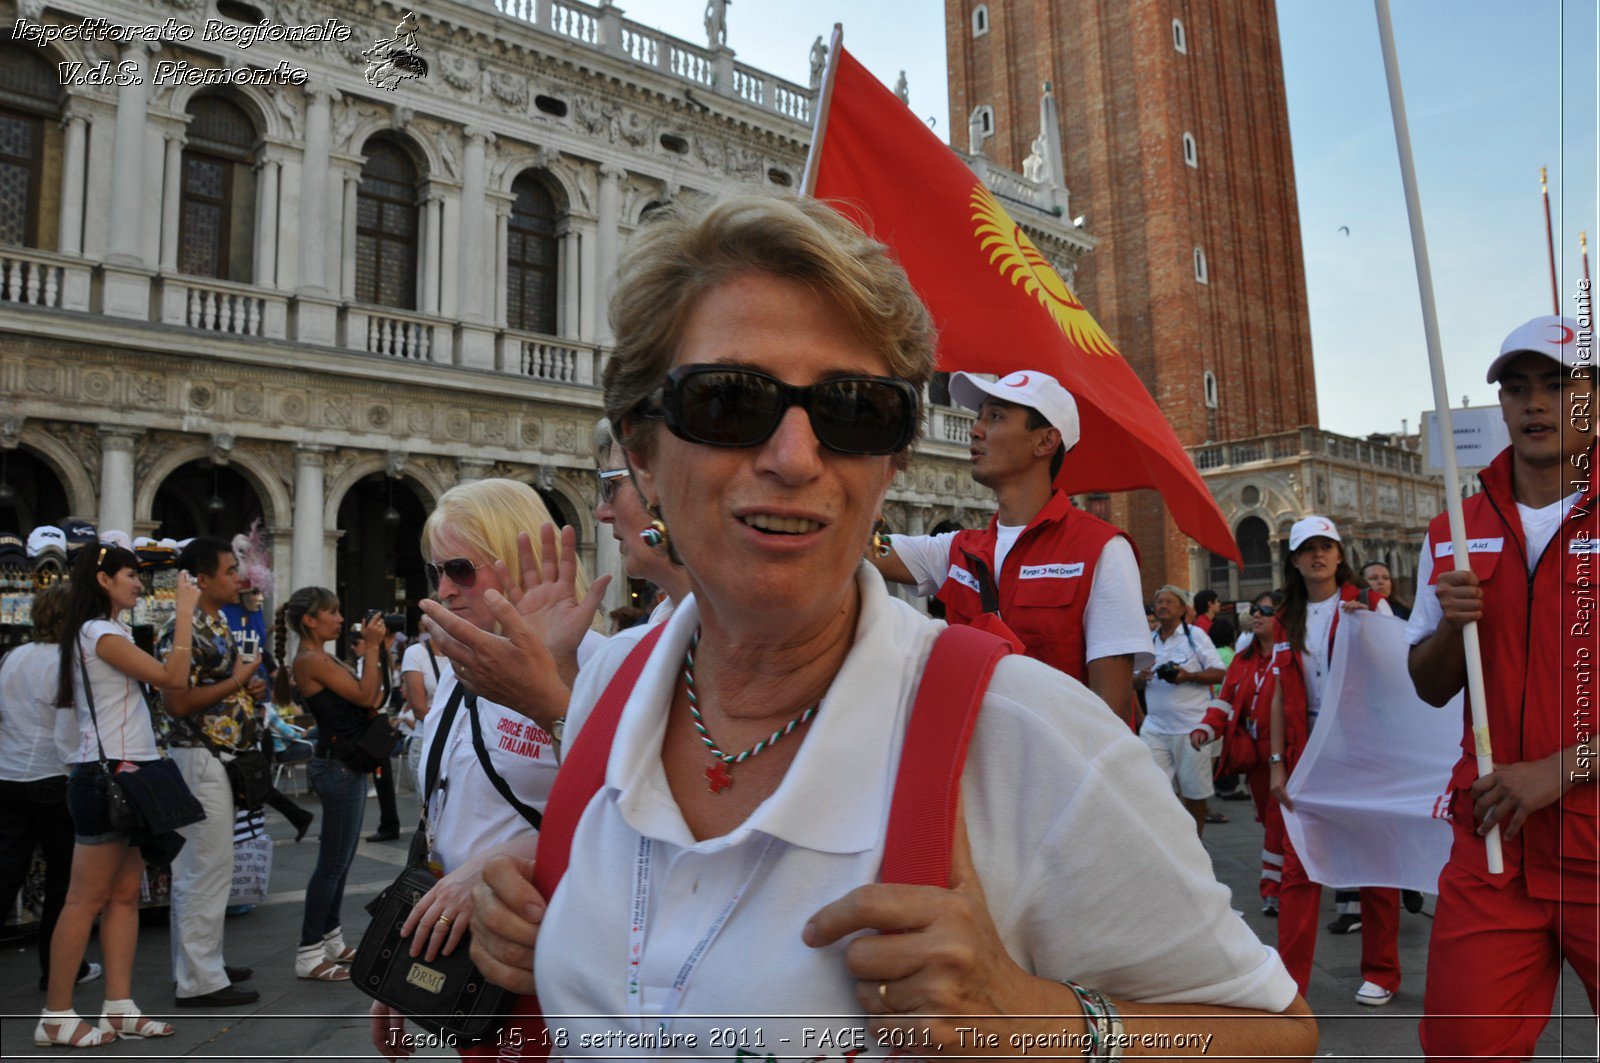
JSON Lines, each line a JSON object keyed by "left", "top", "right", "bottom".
{"left": 1283, "top": 611, "right": 1461, "bottom": 892}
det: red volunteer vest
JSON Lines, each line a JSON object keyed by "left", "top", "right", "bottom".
{"left": 1425, "top": 445, "right": 1599, "bottom": 900}
{"left": 1269, "top": 583, "right": 1366, "bottom": 772}
{"left": 934, "top": 490, "right": 1128, "bottom": 682}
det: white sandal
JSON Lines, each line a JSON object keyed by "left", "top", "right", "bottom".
{"left": 297, "top": 944, "right": 352, "bottom": 981}
{"left": 321, "top": 927, "right": 356, "bottom": 964}
{"left": 34, "top": 1009, "right": 114, "bottom": 1048}
{"left": 97, "top": 1001, "right": 174, "bottom": 1040}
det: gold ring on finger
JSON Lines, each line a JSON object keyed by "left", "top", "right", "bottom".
{"left": 437, "top": 915, "right": 454, "bottom": 927}
{"left": 877, "top": 982, "right": 893, "bottom": 1012}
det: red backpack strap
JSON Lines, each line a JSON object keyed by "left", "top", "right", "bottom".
{"left": 880, "top": 625, "right": 1011, "bottom": 887}
{"left": 531, "top": 623, "right": 666, "bottom": 898}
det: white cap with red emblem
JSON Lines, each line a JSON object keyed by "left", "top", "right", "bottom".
{"left": 1486, "top": 315, "right": 1585, "bottom": 383}
{"left": 947, "top": 369, "right": 1082, "bottom": 451}
{"left": 1288, "top": 515, "right": 1342, "bottom": 552}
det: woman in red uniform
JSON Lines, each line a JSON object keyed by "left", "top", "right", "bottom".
{"left": 1192, "top": 590, "right": 1283, "bottom": 914}
{"left": 1267, "top": 516, "right": 1399, "bottom": 1008}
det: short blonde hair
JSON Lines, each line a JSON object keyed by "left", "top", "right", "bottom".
{"left": 602, "top": 193, "right": 936, "bottom": 461}
{"left": 422, "top": 478, "right": 589, "bottom": 601}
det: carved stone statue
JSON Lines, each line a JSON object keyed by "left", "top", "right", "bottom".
{"left": 809, "top": 36, "right": 827, "bottom": 89}
{"left": 704, "top": 0, "right": 729, "bottom": 48}
{"left": 893, "top": 70, "right": 908, "bottom": 104}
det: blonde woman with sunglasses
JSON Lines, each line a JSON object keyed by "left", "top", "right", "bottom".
{"left": 370, "top": 478, "right": 605, "bottom": 1058}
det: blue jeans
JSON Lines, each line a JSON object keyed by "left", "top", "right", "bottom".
{"left": 301, "top": 756, "right": 367, "bottom": 947}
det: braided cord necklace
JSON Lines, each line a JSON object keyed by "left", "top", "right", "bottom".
{"left": 682, "top": 628, "right": 818, "bottom": 794}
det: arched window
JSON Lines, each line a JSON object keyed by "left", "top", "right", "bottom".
{"left": 507, "top": 172, "right": 560, "bottom": 335}
{"left": 1172, "top": 18, "right": 1188, "bottom": 54}
{"left": 1238, "top": 516, "right": 1273, "bottom": 590}
{"left": 355, "top": 138, "right": 419, "bottom": 309}
{"left": 972, "top": 4, "right": 989, "bottom": 36}
{"left": 1182, "top": 131, "right": 1198, "bottom": 168}
{"left": 1203, "top": 370, "right": 1218, "bottom": 408}
{"left": 0, "top": 45, "right": 62, "bottom": 248}
{"left": 179, "top": 95, "right": 257, "bottom": 279}
{"left": 1193, "top": 246, "right": 1208, "bottom": 284}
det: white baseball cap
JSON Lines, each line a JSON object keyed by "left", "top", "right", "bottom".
{"left": 100, "top": 530, "right": 133, "bottom": 551}
{"left": 26, "top": 525, "right": 67, "bottom": 559}
{"left": 1486, "top": 315, "right": 1586, "bottom": 383}
{"left": 947, "top": 370, "right": 1081, "bottom": 450}
{"left": 1288, "top": 515, "right": 1342, "bottom": 552}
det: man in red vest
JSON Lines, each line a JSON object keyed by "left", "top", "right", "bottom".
{"left": 1406, "top": 314, "right": 1597, "bottom": 1061}
{"left": 873, "top": 370, "right": 1149, "bottom": 720}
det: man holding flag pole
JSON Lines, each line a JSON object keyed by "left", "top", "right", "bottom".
{"left": 1374, "top": 1, "right": 1596, "bottom": 1056}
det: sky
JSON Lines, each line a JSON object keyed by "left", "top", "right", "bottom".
{"left": 616, "top": 0, "right": 1597, "bottom": 439}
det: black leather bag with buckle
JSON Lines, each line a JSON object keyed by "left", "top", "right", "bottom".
{"left": 351, "top": 686, "right": 526, "bottom": 1045}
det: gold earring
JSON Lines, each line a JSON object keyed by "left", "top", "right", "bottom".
{"left": 870, "top": 517, "right": 892, "bottom": 558}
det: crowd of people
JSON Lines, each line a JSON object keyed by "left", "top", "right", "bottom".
{"left": 0, "top": 190, "right": 1590, "bottom": 1062}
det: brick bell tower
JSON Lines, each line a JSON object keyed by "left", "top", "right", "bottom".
{"left": 946, "top": 0, "right": 1319, "bottom": 594}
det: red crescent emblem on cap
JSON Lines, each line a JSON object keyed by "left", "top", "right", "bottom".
{"left": 1549, "top": 325, "right": 1575, "bottom": 345}
{"left": 1006, "top": 373, "right": 1031, "bottom": 387}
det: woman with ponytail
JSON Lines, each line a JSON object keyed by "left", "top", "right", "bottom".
{"left": 38, "top": 544, "right": 198, "bottom": 1048}
{"left": 274, "top": 587, "right": 387, "bottom": 982}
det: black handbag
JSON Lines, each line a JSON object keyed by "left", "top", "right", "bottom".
{"left": 352, "top": 686, "right": 528, "bottom": 1045}
{"left": 79, "top": 650, "right": 206, "bottom": 837}
{"left": 183, "top": 719, "right": 274, "bottom": 811}
{"left": 331, "top": 716, "right": 397, "bottom": 773}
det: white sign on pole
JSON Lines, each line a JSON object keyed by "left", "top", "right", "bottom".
{"left": 1422, "top": 407, "right": 1509, "bottom": 472}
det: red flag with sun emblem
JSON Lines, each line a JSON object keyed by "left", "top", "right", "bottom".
{"left": 804, "top": 41, "right": 1240, "bottom": 564}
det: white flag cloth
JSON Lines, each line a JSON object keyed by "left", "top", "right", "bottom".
{"left": 1282, "top": 610, "right": 1461, "bottom": 893}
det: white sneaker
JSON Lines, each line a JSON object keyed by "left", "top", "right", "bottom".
{"left": 1355, "top": 980, "right": 1395, "bottom": 1006}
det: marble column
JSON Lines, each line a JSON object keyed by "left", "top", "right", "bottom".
{"left": 292, "top": 446, "right": 329, "bottom": 592}
{"left": 577, "top": 217, "right": 598, "bottom": 340}
{"left": 58, "top": 113, "right": 88, "bottom": 255}
{"left": 340, "top": 172, "right": 359, "bottom": 299}
{"left": 158, "top": 132, "right": 183, "bottom": 272}
{"left": 558, "top": 228, "right": 577, "bottom": 336}
{"left": 107, "top": 42, "right": 153, "bottom": 263}
{"left": 458, "top": 127, "right": 492, "bottom": 322}
{"left": 439, "top": 193, "right": 459, "bottom": 318}
{"left": 96, "top": 428, "right": 139, "bottom": 534}
{"left": 298, "top": 87, "right": 334, "bottom": 293}
{"left": 254, "top": 157, "right": 280, "bottom": 287}
{"left": 419, "top": 196, "right": 440, "bottom": 314}
{"left": 494, "top": 204, "right": 511, "bottom": 328}
{"left": 595, "top": 164, "right": 622, "bottom": 344}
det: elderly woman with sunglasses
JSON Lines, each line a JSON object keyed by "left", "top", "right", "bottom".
{"left": 594, "top": 418, "right": 692, "bottom": 624}
{"left": 448, "top": 195, "right": 1315, "bottom": 1061}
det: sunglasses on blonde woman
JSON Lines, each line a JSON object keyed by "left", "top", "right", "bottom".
{"left": 425, "top": 558, "right": 484, "bottom": 589}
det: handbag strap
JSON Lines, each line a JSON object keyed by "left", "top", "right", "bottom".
{"left": 76, "top": 644, "right": 111, "bottom": 766}
{"left": 424, "top": 640, "right": 440, "bottom": 681}
{"left": 880, "top": 624, "right": 1010, "bottom": 886}
{"left": 421, "top": 683, "right": 469, "bottom": 805}
{"left": 465, "top": 692, "right": 544, "bottom": 831}
{"left": 531, "top": 624, "right": 666, "bottom": 899}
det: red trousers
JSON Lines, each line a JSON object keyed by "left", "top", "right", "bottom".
{"left": 1248, "top": 761, "right": 1284, "bottom": 901}
{"left": 1277, "top": 835, "right": 1401, "bottom": 996}
{"left": 1420, "top": 858, "right": 1599, "bottom": 1062}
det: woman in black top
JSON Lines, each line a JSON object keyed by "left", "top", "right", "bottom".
{"left": 272, "top": 588, "right": 386, "bottom": 981}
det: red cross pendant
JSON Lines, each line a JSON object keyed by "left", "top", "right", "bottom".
{"left": 705, "top": 761, "right": 733, "bottom": 794}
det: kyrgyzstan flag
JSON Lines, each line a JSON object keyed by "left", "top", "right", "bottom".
{"left": 803, "top": 38, "right": 1240, "bottom": 564}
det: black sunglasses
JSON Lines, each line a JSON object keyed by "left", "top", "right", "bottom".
{"left": 655, "top": 364, "right": 920, "bottom": 456}
{"left": 425, "top": 557, "right": 484, "bottom": 589}
{"left": 1250, "top": 604, "right": 1276, "bottom": 618}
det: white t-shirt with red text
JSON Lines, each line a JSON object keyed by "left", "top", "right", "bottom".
{"left": 412, "top": 672, "right": 557, "bottom": 872}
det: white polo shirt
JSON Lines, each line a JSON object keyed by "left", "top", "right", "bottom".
{"left": 412, "top": 674, "right": 558, "bottom": 873}
{"left": 535, "top": 564, "right": 1295, "bottom": 1055}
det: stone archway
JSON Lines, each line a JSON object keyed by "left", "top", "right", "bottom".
{"left": 150, "top": 460, "right": 265, "bottom": 542}
{"left": 334, "top": 472, "right": 430, "bottom": 636}
{"left": 135, "top": 441, "right": 290, "bottom": 533}
{"left": 0, "top": 444, "right": 73, "bottom": 532}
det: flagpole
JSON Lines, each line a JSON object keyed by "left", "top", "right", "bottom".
{"left": 1373, "top": 0, "right": 1502, "bottom": 873}
{"left": 1583, "top": 230, "right": 1590, "bottom": 286}
{"left": 1542, "top": 167, "right": 1559, "bottom": 313}
{"left": 799, "top": 23, "right": 843, "bottom": 197}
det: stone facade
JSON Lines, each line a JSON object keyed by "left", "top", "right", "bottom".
{"left": 0, "top": 0, "right": 1091, "bottom": 618}
{"left": 946, "top": 0, "right": 1320, "bottom": 594}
